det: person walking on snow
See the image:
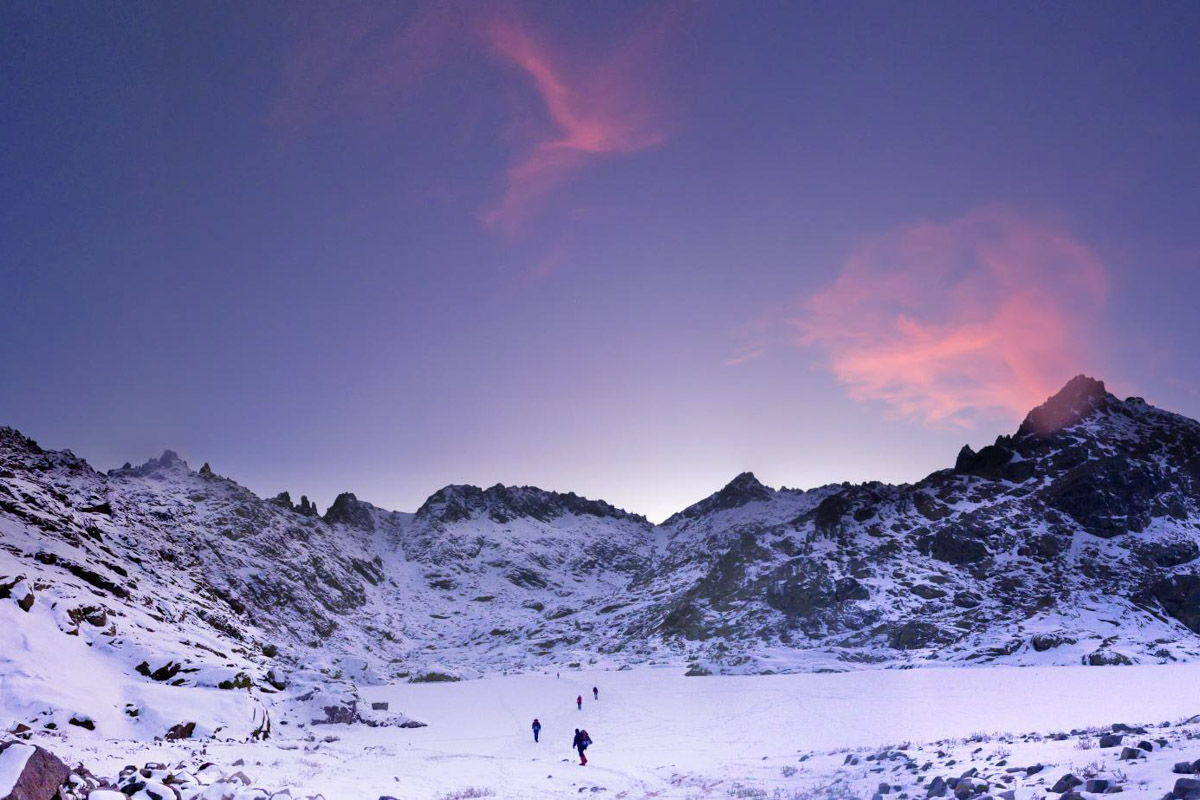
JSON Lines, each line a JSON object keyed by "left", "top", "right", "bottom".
{"left": 532, "top": 718, "right": 541, "bottom": 742}
{"left": 576, "top": 694, "right": 582, "bottom": 710}
{"left": 592, "top": 686, "right": 598, "bottom": 700}
{"left": 572, "top": 728, "right": 592, "bottom": 765}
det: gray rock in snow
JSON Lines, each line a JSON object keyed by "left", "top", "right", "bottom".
{"left": 1050, "top": 774, "right": 1082, "bottom": 794}
{"left": 0, "top": 741, "right": 70, "bottom": 800}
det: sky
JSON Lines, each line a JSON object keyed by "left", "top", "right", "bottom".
{"left": 2, "top": 2, "right": 1199, "bottom": 522}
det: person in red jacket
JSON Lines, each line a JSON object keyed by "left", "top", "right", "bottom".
{"left": 576, "top": 694, "right": 582, "bottom": 710}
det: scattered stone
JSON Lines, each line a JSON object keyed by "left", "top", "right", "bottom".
{"left": 1051, "top": 774, "right": 1082, "bottom": 794}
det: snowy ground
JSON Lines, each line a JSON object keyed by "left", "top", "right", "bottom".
{"left": 16, "top": 664, "right": 1200, "bottom": 798}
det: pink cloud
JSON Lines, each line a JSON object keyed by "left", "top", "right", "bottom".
{"left": 792, "top": 208, "right": 1109, "bottom": 426}
{"left": 480, "top": 17, "right": 668, "bottom": 232}
{"left": 269, "top": 4, "right": 671, "bottom": 232}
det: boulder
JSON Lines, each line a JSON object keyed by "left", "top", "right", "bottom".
{"left": 0, "top": 578, "right": 34, "bottom": 613}
{"left": 1098, "top": 733, "right": 1123, "bottom": 748}
{"left": 163, "top": 722, "right": 195, "bottom": 741}
{"left": 1119, "top": 747, "right": 1144, "bottom": 761}
{"left": 0, "top": 741, "right": 69, "bottom": 800}
{"left": 927, "top": 777, "right": 947, "bottom": 798}
{"left": 1173, "top": 778, "right": 1200, "bottom": 799}
{"left": 1050, "top": 774, "right": 1082, "bottom": 794}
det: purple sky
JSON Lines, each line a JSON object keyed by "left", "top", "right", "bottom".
{"left": 3, "top": 2, "right": 1199, "bottom": 521}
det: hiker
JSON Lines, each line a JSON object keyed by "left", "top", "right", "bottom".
{"left": 576, "top": 694, "right": 582, "bottom": 710}
{"left": 572, "top": 727, "right": 592, "bottom": 765}
{"left": 592, "top": 686, "right": 598, "bottom": 700}
{"left": 532, "top": 718, "right": 541, "bottom": 742}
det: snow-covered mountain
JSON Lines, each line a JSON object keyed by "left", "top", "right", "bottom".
{"left": 6, "top": 374, "right": 1200, "bottom": 738}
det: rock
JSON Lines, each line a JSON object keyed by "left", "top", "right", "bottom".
{"left": 1112, "top": 723, "right": 1147, "bottom": 734}
{"left": 1051, "top": 774, "right": 1082, "bottom": 794}
{"left": 163, "top": 722, "right": 195, "bottom": 741}
{"left": 1138, "top": 740, "right": 1155, "bottom": 752}
{"left": 927, "top": 777, "right": 947, "bottom": 798}
{"left": 1031, "top": 634, "right": 1074, "bottom": 652}
{"left": 0, "top": 741, "right": 70, "bottom": 800}
{"left": 1087, "top": 779, "right": 1111, "bottom": 793}
{"left": 1174, "top": 763, "right": 1196, "bottom": 775}
{"left": 0, "top": 578, "right": 35, "bottom": 613}
{"left": 1151, "top": 574, "right": 1200, "bottom": 633}
{"left": 1024, "top": 765, "right": 1044, "bottom": 776}
{"left": 1119, "top": 747, "right": 1144, "bottom": 760}
{"left": 1099, "top": 734, "right": 1123, "bottom": 748}
{"left": 1086, "top": 650, "right": 1133, "bottom": 666}
{"left": 1174, "top": 778, "right": 1200, "bottom": 798}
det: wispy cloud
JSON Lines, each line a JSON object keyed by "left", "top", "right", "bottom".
{"left": 733, "top": 208, "right": 1110, "bottom": 426}
{"left": 480, "top": 16, "right": 667, "bottom": 232}
{"left": 268, "top": 3, "right": 463, "bottom": 130}
{"left": 269, "top": 3, "right": 671, "bottom": 233}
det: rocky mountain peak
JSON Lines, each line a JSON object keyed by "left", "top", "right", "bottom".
{"left": 664, "top": 471, "right": 776, "bottom": 525}
{"left": 323, "top": 492, "right": 376, "bottom": 531}
{"left": 0, "top": 426, "right": 43, "bottom": 456}
{"left": 1018, "top": 374, "right": 1112, "bottom": 437}
{"left": 414, "top": 483, "right": 643, "bottom": 526}
{"left": 112, "top": 449, "right": 192, "bottom": 478}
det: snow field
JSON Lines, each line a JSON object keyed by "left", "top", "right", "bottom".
{"left": 14, "top": 664, "right": 1200, "bottom": 798}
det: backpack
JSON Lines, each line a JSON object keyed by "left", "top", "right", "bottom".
{"left": 579, "top": 729, "right": 592, "bottom": 749}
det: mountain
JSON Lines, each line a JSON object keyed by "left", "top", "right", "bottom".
{"left": 6, "top": 375, "right": 1200, "bottom": 738}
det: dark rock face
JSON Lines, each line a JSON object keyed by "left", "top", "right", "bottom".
{"left": 323, "top": 493, "right": 375, "bottom": 531}
{"left": 889, "top": 621, "right": 953, "bottom": 650}
{"left": 954, "top": 443, "right": 1014, "bottom": 479}
{"left": 1018, "top": 375, "right": 1109, "bottom": 437}
{"left": 1152, "top": 574, "right": 1200, "bottom": 633}
{"left": 921, "top": 528, "right": 989, "bottom": 565}
{"left": 1045, "top": 458, "right": 1159, "bottom": 537}
{"left": 0, "top": 741, "right": 70, "bottom": 800}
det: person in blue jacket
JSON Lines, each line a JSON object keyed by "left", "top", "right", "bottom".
{"left": 532, "top": 718, "right": 541, "bottom": 742}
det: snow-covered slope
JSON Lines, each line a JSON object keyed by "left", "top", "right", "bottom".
{"left": 7, "top": 375, "right": 1200, "bottom": 743}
